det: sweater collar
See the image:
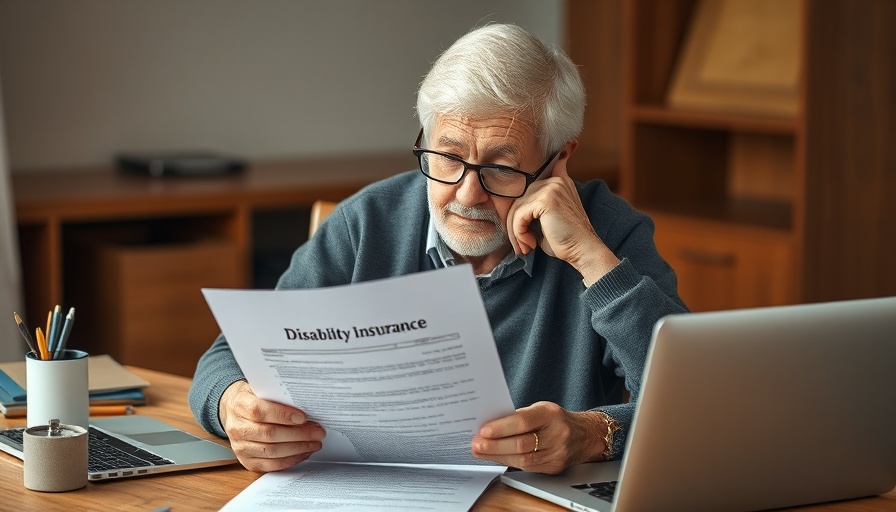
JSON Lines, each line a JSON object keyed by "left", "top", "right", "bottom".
{"left": 425, "top": 216, "right": 534, "bottom": 280}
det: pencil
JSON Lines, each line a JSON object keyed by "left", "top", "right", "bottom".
{"left": 13, "top": 312, "right": 38, "bottom": 355}
{"left": 89, "top": 405, "right": 134, "bottom": 416}
{"left": 35, "top": 327, "right": 49, "bottom": 360}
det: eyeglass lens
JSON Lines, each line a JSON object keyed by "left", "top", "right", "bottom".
{"left": 420, "top": 152, "right": 526, "bottom": 197}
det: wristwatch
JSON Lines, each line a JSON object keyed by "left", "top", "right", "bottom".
{"left": 598, "top": 411, "right": 621, "bottom": 460}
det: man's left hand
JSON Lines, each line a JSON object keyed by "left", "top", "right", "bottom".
{"left": 506, "top": 155, "right": 619, "bottom": 286}
{"left": 471, "top": 401, "right": 607, "bottom": 474}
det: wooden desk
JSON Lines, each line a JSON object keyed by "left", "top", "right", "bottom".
{"left": 1, "top": 367, "right": 894, "bottom": 511}
{"left": 12, "top": 153, "right": 415, "bottom": 376}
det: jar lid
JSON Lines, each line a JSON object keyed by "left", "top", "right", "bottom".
{"left": 24, "top": 419, "right": 86, "bottom": 438}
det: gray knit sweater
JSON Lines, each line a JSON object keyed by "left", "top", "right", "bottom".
{"left": 188, "top": 170, "right": 687, "bottom": 459}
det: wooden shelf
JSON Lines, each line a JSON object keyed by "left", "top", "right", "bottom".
{"left": 629, "top": 105, "right": 797, "bottom": 135}
{"left": 612, "top": 0, "right": 896, "bottom": 310}
{"left": 638, "top": 197, "right": 793, "bottom": 233}
{"left": 13, "top": 154, "right": 414, "bottom": 224}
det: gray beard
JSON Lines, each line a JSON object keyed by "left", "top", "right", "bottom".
{"left": 427, "top": 188, "right": 509, "bottom": 258}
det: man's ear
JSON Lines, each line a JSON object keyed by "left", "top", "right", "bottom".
{"left": 558, "top": 139, "right": 579, "bottom": 162}
{"left": 549, "top": 139, "right": 579, "bottom": 178}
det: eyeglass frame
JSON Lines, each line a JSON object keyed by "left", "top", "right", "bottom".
{"left": 412, "top": 128, "right": 560, "bottom": 199}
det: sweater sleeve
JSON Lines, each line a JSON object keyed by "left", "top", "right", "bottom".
{"left": 572, "top": 181, "right": 688, "bottom": 459}
{"left": 187, "top": 334, "right": 246, "bottom": 438}
{"left": 581, "top": 258, "right": 686, "bottom": 458}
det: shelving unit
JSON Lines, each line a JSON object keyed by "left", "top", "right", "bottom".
{"left": 14, "top": 153, "right": 413, "bottom": 375}
{"left": 617, "top": 0, "right": 895, "bottom": 311}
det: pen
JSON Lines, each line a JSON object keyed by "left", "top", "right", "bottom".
{"left": 89, "top": 405, "right": 135, "bottom": 416}
{"left": 47, "top": 305, "right": 62, "bottom": 356}
{"left": 53, "top": 307, "right": 75, "bottom": 359}
{"left": 12, "top": 312, "right": 38, "bottom": 355}
{"left": 44, "top": 311, "right": 52, "bottom": 352}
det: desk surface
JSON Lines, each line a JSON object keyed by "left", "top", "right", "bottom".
{"left": 1, "top": 367, "right": 894, "bottom": 512}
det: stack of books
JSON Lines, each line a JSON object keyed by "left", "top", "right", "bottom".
{"left": 0, "top": 354, "right": 149, "bottom": 417}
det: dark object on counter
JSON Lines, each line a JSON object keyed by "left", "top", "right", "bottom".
{"left": 116, "top": 152, "right": 247, "bottom": 177}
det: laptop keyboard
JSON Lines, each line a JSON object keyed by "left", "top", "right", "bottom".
{"left": 87, "top": 426, "right": 174, "bottom": 471}
{"left": 0, "top": 426, "right": 174, "bottom": 473}
{"left": 572, "top": 480, "right": 619, "bottom": 503}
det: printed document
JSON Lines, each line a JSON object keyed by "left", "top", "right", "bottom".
{"left": 203, "top": 265, "right": 516, "bottom": 511}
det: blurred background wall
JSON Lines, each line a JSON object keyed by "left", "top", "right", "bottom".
{"left": 0, "top": 70, "right": 23, "bottom": 361}
{"left": 0, "top": 0, "right": 563, "bottom": 172}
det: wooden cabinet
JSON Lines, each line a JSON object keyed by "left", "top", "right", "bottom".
{"left": 613, "top": 0, "right": 896, "bottom": 311}
{"left": 66, "top": 232, "right": 244, "bottom": 378}
{"left": 652, "top": 216, "right": 794, "bottom": 312}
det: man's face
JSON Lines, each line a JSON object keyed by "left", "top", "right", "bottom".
{"left": 426, "top": 114, "right": 545, "bottom": 260}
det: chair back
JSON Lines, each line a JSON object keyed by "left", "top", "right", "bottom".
{"left": 309, "top": 200, "right": 337, "bottom": 237}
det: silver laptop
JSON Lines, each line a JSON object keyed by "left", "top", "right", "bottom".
{"left": 0, "top": 415, "right": 238, "bottom": 480}
{"left": 502, "top": 296, "right": 896, "bottom": 511}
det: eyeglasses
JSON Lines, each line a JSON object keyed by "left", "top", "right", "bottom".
{"left": 412, "top": 129, "right": 559, "bottom": 199}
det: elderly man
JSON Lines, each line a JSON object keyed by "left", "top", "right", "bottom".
{"left": 189, "top": 23, "right": 687, "bottom": 475}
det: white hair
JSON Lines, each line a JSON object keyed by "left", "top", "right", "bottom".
{"left": 416, "top": 23, "right": 586, "bottom": 155}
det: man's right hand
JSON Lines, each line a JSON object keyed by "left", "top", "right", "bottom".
{"left": 219, "top": 380, "right": 326, "bottom": 472}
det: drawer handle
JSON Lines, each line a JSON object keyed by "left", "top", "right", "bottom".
{"left": 678, "top": 247, "right": 736, "bottom": 266}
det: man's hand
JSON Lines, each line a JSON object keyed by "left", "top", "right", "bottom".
{"left": 471, "top": 401, "right": 608, "bottom": 474}
{"left": 219, "top": 380, "right": 326, "bottom": 472}
{"left": 506, "top": 154, "right": 619, "bottom": 286}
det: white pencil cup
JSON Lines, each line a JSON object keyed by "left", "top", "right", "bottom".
{"left": 26, "top": 349, "right": 89, "bottom": 430}
{"left": 23, "top": 420, "right": 88, "bottom": 492}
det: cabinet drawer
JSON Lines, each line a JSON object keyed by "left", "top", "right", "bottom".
{"left": 652, "top": 219, "right": 796, "bottom": 312}
{"left": 68, "top": 239, "right": 245, "bottom": 377}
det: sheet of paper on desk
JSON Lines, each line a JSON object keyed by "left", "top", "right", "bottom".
{"left": 219, "top": 461, "right": 505, "bottom": 512}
